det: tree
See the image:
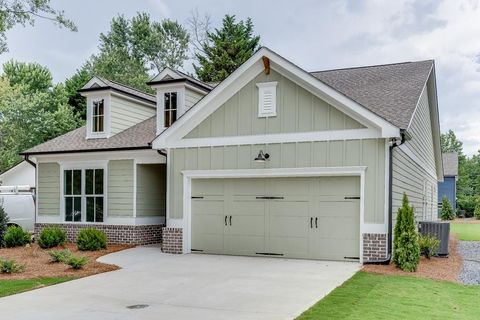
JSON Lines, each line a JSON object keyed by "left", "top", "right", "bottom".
{"left": 0, "top": 0, "right": 77, "bottom": 54}
{"left": 2, "top": 60, "right": 52, "bottom": 92}
{"left": 64, "top": 68, "right": 91, "bottom": 119}
{"left": 0, "top": 204, "right": 9, "bottom": 247}
{"left": 440, "top": 196, "right": 454, "bottom": 220}
{"left": 393, "top": 193, "right": 420, "bottom": 272}
{"left": 440, "top": 129, "right": 463, "bottom": 155}
{"left": 81, "top": 13, "right": 190, "bottom": 93}
{"left": 193, "top": 15, "right": 260, "bottom": 82}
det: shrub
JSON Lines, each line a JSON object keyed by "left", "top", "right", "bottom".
{"left": 49, "top": 249, "right": 72, "bottom": 263}
{"left": 418, "top": 235, "right": 440, "bottom": 259}
{"left": 458, "top": 195, "right": 475, "bottom": 217}
{"left": 0, "top": 259, "right": 25, "bottom": 273}
{"left": 3, "top": 226, "right": 31, "bottom": 247}
{"left": 475, "top": 196, "right": 480, "bottom": 220}
{"left": 37, "top": 226, "right": 66, "bottom": 249}
{"left": 440, "top": 196, "right": 455, "bottom": 220}
{"left": 76, "top": 228, "right": 107, "bottom": 251}
{"left": 393, "top": 193, "right": 420, "bottom": 272}
{"left": 66, "top": 256, "right": 88, "bottom": 269}
{"left": 0, "top": 205, "right": 9, "bottom": 247}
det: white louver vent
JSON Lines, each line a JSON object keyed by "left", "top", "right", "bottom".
{"left": 256, "top": 82, "right": 278, "bottom": 117}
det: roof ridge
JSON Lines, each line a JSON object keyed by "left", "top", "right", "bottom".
{"left": 310, "top": 59, "right": 434, "bottom": 74}
{"left": 98, "top": 76, "right": 156, "bottom": 98}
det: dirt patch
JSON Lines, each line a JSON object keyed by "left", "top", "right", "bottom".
{"left": 0, "top": 243, "right": 132, "bottom": 280}
{"left": 363, "top": 235, "right": 463, "bottom": 283}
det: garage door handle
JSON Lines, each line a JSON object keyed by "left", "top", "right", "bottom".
{"left": 229, "top": 215, "right": 232, "bottom": 226}
{"left": 310, "top": 217, "right": 313, "bottom": 228}
{"left": 225, "top": 215, "right": 228, "bottom": 226}
{"left": 315, "top": 217, "right": 318, "bottom": 228}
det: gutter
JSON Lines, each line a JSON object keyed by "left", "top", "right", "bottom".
{"left": 364, "top": 129, "right": 406, "bottom": 265}
{"left": 24, "top": 155, "right": 36, "bottom": 168}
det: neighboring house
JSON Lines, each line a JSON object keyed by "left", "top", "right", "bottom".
{"left": 21, "top": 47, "right": 443, "bottom": 263}
{"left": 0, "top": 160, "right": 36, "bottom": 188}
{"left": 438, "top": 152, "right": 458, "bottom": 210}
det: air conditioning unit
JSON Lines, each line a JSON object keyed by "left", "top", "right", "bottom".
{"left": 418, "top": 221, "right": 450, "bottom": 256}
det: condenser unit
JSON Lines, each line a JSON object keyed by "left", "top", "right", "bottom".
{"left": 418, "top": 221, "right": 450, "bottom": 256}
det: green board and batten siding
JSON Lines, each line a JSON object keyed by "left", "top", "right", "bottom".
{"left": 38, "top": 163, "right": 60, "bottom": 216}
{"left": 169, "top": 139, "right": 386, "bottom": 223}
{"left": 392, "top": 87, "right": 438, "bottom": 223}
{"left": 110, "top": 95, "right": 155, "bottom": 135}
{"left": 107, "top": 160, "right": 134, "bottom": 217}
{"left": 185, "top": 70, "right": 365, "bottom": 139}
{"left": 136, "top": 164, "right": 167, "bottom": 217}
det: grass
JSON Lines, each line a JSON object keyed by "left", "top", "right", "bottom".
{"left": 297, "top": 272, "right": 480, "bottom": 320}
{"left": 0, "top": 277, "right": 73, "bottom": 298}
{"left": 451, "top": 222, "right": 480, "bottom": 241}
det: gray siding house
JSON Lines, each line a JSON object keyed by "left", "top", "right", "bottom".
{"left": 438, "top": 152, "right": 458, "bottom": 211}
{"left": 22, "top": 47, "right": 443, "bottom": 263}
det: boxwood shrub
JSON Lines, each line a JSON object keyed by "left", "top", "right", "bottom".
{"left": 76, "top": 228, "right": 107, "bottom": 251}
{"left": 4, "top": 226, "right": 31, "bottom": 247}
{"left": 37, "top": 226, "right": 66, "bottom": 249}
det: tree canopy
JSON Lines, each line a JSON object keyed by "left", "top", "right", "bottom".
{"left": 0, "top": 0, "right": 76, "bottom": 54}
{"left": 193, "top": 15, "right": 260, "bottom": 82}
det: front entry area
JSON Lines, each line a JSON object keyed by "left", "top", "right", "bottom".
{"left": 191, "top": 176, "right": 360, "bottom": 261}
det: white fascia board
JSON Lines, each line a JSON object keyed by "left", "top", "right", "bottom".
{"left": 150, "top": 67, "right": 182, "bottom": 82}
{"left": 34, "top": 149, "right": 165, "bottom": 164}
{"left": 152, "top": 47, "right": 400, "bottom": 149}
{"left": 164, "top": 128, "right": 381, "bottom": 148}
{"left": 81, "top": 76, "right": 107, "bottom": 90}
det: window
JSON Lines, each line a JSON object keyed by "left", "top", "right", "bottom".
{"left": 256, "top": 82, "right": 278, "bottom": 117}
{"left": 164, "top": 92, "right": 177, "bottom": 127}
{"left": 64, "top": 168, "right": 105, "bottom": 223}
{"left": 92, "top": 100, "right": 104, "bottom": 133}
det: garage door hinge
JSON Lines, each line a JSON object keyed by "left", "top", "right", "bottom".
{"left": 191, "top": 249, "right": 204, "bottom": 252}
{"left": 344, "top": 196, "right": 360, "bottom": 200}
{"left": 191, "top": 196, "right": 204, "bottom": 199}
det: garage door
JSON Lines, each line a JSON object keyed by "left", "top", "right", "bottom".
{"left": 191, "top": 176, "right": 360, "bottom": 261}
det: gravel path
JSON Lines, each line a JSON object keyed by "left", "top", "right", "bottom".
{"left": 458, "top": 241, "right": 480, "bottom": 285}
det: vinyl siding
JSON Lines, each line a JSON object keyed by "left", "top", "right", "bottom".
{"left": 37, "top": 162, "right": 60, "bottom": 216}
{"left": 110, "top": 95, "right": 155, "bottom": 135}
{"left": 185, "top": 88, "right": 205, "bottom": 109}
{"left": 108, "top": 160, "right": 134, "bottom": 217}
{"left": 169, "top": 139, "right": 386, "bottom": 223}
{"left": 185, "top": 69, "right": 365, "bottom": 139}
{"left": 438, "top": 177, "right": 456, "bottom": 210}
{"left": 136, "top": 164, "right": 167, "bottom": 217}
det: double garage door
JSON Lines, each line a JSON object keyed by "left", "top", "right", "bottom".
{"left": 191, "top": 176, "right": 360, "bottom": 261}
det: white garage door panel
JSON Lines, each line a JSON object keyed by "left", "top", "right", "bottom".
{"left": 191, "top": 177, "right": 360, "bottom": 261}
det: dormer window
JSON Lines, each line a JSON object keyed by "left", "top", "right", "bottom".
{"left": 92, "top": 99, "right": 105, "bottom": 133}
{"left": 164, "top": 92, "right": 177, "bottom": 127}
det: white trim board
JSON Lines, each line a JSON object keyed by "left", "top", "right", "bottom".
{"left": 173, "top": 166, "right": 375, "bottom": 264}
{"left": 152, "top": 47, "right": 400, "bottom": 149}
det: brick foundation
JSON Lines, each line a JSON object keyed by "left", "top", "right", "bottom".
{"left": 34, "top": 223, "right": 163, "bottom": 245}
{"left": 363, "top": 233, "right": 387, "bottom": 262}
{"left": 162, "top": 227, "right": 183, "bottom": 254}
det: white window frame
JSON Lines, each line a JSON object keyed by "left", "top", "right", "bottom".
{"left": 92, "top": 99, "right": 105, "bottom": 133}
{"left": 256, "top": 82, "right": 278, "bottom": 117}
{"left": 164, "top": 92, "right": 178, "bottom": 128}
{"left": 153, "top": 84, "right": 185, "bottom": 135}
{"left": 86, "top": 94, "right": 111, "bottom": 139}
{"left": 60, "top": 161, "right": 108, "bottom": 224}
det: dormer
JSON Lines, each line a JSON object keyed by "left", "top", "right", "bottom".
{"left": 79, "top": 77, "right": 157, "bottom": 139}
{"left": 147, "top": 68, "right": 212, "bottom": 135}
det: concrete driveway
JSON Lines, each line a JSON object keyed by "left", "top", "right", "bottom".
{"left": 0, "top": 247, "right": 359, "bottom": 320}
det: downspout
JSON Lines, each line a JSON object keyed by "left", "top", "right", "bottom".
{"left": 365, "top": 129, "right": 406, "bottom": 264}
{"left": 157, "top": 149, "right": 167, "bottom": 157}
{"left": 24, "top": 154, "right": 36, "bottom": 168}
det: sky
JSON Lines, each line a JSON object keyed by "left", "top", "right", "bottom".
{"left": 3, "top": 0, "right": 480, "bottom": 155}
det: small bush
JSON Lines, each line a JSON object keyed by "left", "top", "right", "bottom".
{"left": 66, "top": 256, "right": 88, "bottom": 269}
{"left": 3, "top": 226, "right": 31, "bottom": 247}
{"left": 38, "top": 226, "right": 66, "bottom": 249}
{"left": 0, "top": 259, "right": 25, "bottom": 273}
{"left": 49, "top": 249, "right": 72, "bottom": 263}
{"left": 440, "top": 196, "right": 454, "bottom": 220}
{"left": 76, "top": 228, "right": 107, "bottom": 251}
{"left": 393, "top": 193, "right": 420, "bottom": 272}
{"left": 418, "top": 235, "right": 440, "bottom": 259}
{"left": 0, "top": 205, "right": 9, "bottom": 247}
{"left": 475, "top": 197, "right": 480, "bottom": 220}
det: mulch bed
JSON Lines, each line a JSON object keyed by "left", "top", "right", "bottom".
{"left": 363, "top": 235, "right": 463, "bottom": 283}
{"left": 452, "top": 218, "right": 480, "bottom": 224}
{"left": 0, "top": 243, "right": 132, "bottom": 280}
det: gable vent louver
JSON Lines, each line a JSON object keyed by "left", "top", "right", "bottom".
{"left": 256, "top": 82, "right": 278, "bottom": 117}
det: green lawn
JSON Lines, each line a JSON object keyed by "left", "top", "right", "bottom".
{"left": 0, "top": 277, "right": 73, "bottom": 298}
{"left": 297, "top": 272, "right": 480, "bottom": 320}
{"left": 451, "top": 222, "right": 480, "bottom": 241}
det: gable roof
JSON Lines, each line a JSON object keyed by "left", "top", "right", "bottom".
{"left": 442, "top": 153, "right": 458, "bottom": 177}
{"left": 147, "top": 67, "right": 213, "bottom": 92}
{"left": 21, "top": 117, "right": 156, "bottom": 155}
{"left": 311, "top": 60, "right": 433, "bottom": 129}
{"left": 78, "top": 76, "right": 156, "bottom": 105}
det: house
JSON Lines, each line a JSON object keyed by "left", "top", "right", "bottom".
{"left": 0, "top": 160, "right": 36, "bottom": 188}
{"left": 21, "top": 47, "right": 443, "bottom": 263}
{"left": 438, "top": 152, "right": 458, "bottom": 211}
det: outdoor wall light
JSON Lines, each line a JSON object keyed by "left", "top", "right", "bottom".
{"left": 254, "top": 150, "right": 270, "bottom": 162}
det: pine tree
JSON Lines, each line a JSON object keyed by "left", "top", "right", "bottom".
{"left": 0, "top": 204, "right": 9, "bottom": 247}
{"left": 194, "top": 15, "right": 260, "bottom": 82}
{"left": 393, "top": 193, "right": 420, "bottom": 272}
{"left": 440, "top": 196, "right": 454, "bottom": 220}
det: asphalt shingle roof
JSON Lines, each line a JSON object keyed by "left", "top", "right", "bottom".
{"left": 442, "top": 153, "right": 458, "bottom": 177}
